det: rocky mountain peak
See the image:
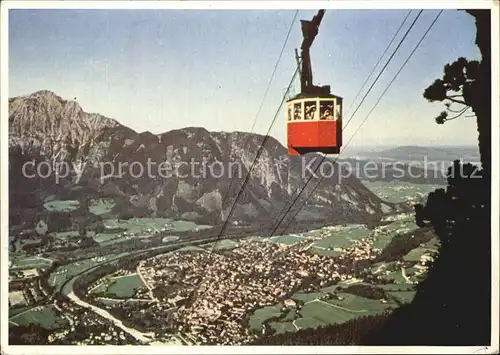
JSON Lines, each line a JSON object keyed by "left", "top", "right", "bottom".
{"left": 9, "top": 90, "right": 125, "bottom": 163}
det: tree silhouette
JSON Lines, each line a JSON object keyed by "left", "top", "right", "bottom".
{"left": 423, "top": 10, "right": 491, "bottom": 173}
{"left": 424, "top": 57, "right": 479, "bottom": 122}
{"left": 368, "top": 9, "right": 492, "bottom": 345}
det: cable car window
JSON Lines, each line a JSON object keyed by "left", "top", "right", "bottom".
{"left": 320, "top": 101, "right": 334, "bottom": 120}
{"left": 304, "top": 101, "right": 317, "bottom": 120}
{"left": 293, "top": 102, "right": 302, "bottom": 120}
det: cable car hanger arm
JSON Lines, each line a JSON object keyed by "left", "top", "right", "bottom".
{"left": 299, "top": 9, "right": 330, "bottom": 96}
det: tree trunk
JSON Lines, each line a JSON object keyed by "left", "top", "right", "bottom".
{"left": 466, "top": 10, "right": 491, "bottom": 175}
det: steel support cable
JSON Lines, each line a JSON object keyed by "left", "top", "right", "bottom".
{"left": 188, "top": 66, "right": 302, "bottom": 301}
{"left": 344, "top": 9, "right": 413, "bottom": 116}
{"left": 343, "top": 9, "right": 423, "bottom": 132}
{"left": 185, "top": 64, "right": 301, "bottom": 300}
{"left": 268, "top": 9, "right": 424, "bottom": 237}
{"left": 266, "top": 10, "right": 422, "bottom": 233}
{"left": 212, "top": 9, "right": 300, "bottom": 245}
{"left": 250, "top": 10, "right": 300, "bottom": 134}
{"left": 182, "top": 11, "right": 302, "bottom": 301}
{"left": 212, "top": 65, "right": 301, "bottom": 245}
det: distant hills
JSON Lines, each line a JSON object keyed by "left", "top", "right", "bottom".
{"left": 348, "top": 145, "right": 480, "bottom": 163}
{"left": 336, "top": 145, "right": 481, "bottom": 186}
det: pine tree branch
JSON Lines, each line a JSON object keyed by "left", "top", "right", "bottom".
{"left": 445, "top": 96, "right": 467, "bottom": 105}
{"left": 446, "top": 104, "right": 469, "bottom": 114}
{"left": 445, "top": 107, "right": 471, "bottom": 121}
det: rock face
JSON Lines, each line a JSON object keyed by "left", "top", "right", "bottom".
{"left": 9, "top": 91, "right": 397, "bottom": 228}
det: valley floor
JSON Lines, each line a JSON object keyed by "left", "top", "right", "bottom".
{"left": 9, "top": 213, "right": 437, "bottom": 345}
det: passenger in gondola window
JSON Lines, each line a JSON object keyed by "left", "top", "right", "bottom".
{"left": 311, "top": 106, "right": 317, "bottom": 120}
{"left": 319, "top": 102, "right": 330, "bottom": 120}
{"left": 294, "top": 105, "right": 302, "bottom": 120}
{"left": 305, "top": 102, "right": 316, "bottom": 120}
{"left": 326, "top": 104, "right": 334, "bottom": 120}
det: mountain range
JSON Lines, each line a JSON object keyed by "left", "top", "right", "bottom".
{"left": 8, "top": 91, "right": 400, "bottom": 232}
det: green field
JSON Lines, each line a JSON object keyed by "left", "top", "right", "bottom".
{"left": 327, "top": 293, "right": 396, "bottom": 313}
{"left": 362, "top": 181, "right": 441, "bottom": 203}
{"left": 259, "top": 291, "right": 396, "bottom": 333}
{"left": 59, "top": 251, "right": 134, "bottom": 297}
{"left": 309, "top": 248, "right": 341, "bottom": 257}
{"left": 51, "top": 231, "right": 81, "bottom": 247}
{"left": 103, "top": 218, "right": 171, "bottom": 233}
{"left": 93, "top": 233, "right": 126, "bottom": 246}
{"left": 162, "top": 236, "right": 180, "bottom": 243}
{"left": 321, "top": 284, "right": 344, "bottom": 292}
{"left": 94, "top": 218, "right": 189, "bottom": 246}
{"left": 291, "top": 292, "right": 324, "bottom": 303}
{"left": 94, "top": 218, "right": 212, "bottom": 247}
{"left": 211, "top": 239, "right": 239, "bottom": 250}
{"left": 410, "top": 237, "right": 440, "bottom": 262}
{"left": 248, "top": 304, "right": 283, "bottom": 331}
{"left": 385, "top": 219, "right": 419, "bottom": 233}
{"left": 177, "top": 245, "right": 207, "bottom": 252}
{"left": 95, "top": 298, "right": 126, "bottom": 305}
{"left": 10, "top": 256, "right": 52, "bottom": 268}
{"left": 298, "top": 301, "right": 360, "bottom": 326}
{"left": 375, "top": 220, "right": 419, "bottom": 240}
{"left": 90, "top": 282, "right": 108, "bottom": 294}
{"left": 9, "top": 306, "right": 31, "bottom": 317}
{"left": 104, "top": 274, "right": 145, "bottom": 298}
{"left": 372, "top": 232, "right": 398, "bottom": 250}
{"left": 424, "top": 237, "right": 441, "bottom": 250}
{"left": 89, "top": 198, "right": 116, "bottom": 215}
{"left": 294, "top": 316, "right": 329, "bottom": 329}
{"left": 268, "top": 235, "right": 306, "bottom": 245}
{"left": 311, "top": 235, "right": 349, "bottom": 249}
{"left": 49, "top": 254, "right": 120, "bottom": 292}
{"left": 53, "top": 231, "right": 80, "bottom": 239}
{"left": 283, "top": 309, "right": 298, "bottom": 321}
{"left": 309, "top": 226, "right": 371, "bottom": 252}
{"left": 389, "top": 290, "right": 417, "bottom": 303}
{"left": 289, "top": 281, "right": 359, "bottom": 304}
{"left": 269, "top": 321, "right": 297, "bottom": 333}
{"left": 244, "top": 236, "right": 263, "bottom": 242}
{"left": 103, "top": 218, "right": 211, "bottom": 234}
{"left": 44, "top": 195, "right": 57, "bottom": 202}
{"left": 379, "top": 269, "right": 408, "bottom": 284}
{"left": 9, "top": 305, "right": 69, "bottom": 330}
{"left": 403, "top": 247, "right": 427, "bottom": 262}
{"left": 50, "top": 230, "right": 102, "bottom": 247}
{"left": 43, "top": 200, "right": 80, "bottom": 212}
{"left": 371, "top": 217, "right": 421, "bottom": 250}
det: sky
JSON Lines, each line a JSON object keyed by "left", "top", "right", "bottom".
{"left": 8, "top": 8, "right": 482, "bottom": 148}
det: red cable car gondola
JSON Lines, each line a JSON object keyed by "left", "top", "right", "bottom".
{"left": 287, "top": 10, "right": 343, "bottom": 156}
